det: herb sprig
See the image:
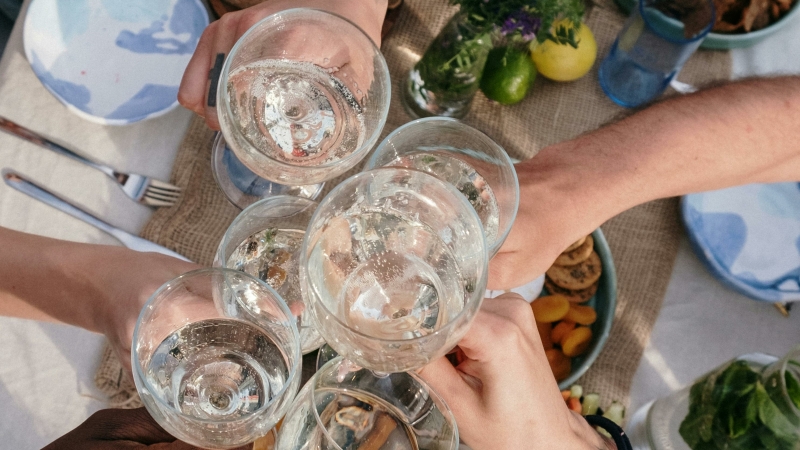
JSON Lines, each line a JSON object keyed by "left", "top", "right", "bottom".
{"left": 452, "top": 0, "right": 585, "bottom": 47}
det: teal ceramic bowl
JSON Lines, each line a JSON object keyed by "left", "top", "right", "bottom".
{"left": 614, "top": 0, "right": 800, "bottom": 49}
{"left": 542, "top": 228, "right": 618, "bottom": 390}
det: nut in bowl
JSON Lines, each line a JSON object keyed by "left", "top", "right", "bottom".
{"left": 533, "top": 229, "right": 617, "bottom": 390}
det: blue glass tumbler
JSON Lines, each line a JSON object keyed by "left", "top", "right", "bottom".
{"left": 599, "top": 0, "right": 715, "bottom": 108}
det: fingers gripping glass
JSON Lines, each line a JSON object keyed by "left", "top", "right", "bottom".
{"left": 131, "top": 268, "right": 302, "bottom": 449}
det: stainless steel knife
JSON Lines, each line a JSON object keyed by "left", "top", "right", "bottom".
{"left": 2, "top": 169, "right": 192, "bottom": 262}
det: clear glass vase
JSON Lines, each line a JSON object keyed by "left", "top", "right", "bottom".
{"left": 628, "top": 347, "right": 800, "bottom": 450}
{"left": 402, "top": 13, "right": 492, "bottom": 119}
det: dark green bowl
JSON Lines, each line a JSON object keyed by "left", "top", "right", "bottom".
{"left": 614, "top": 0, "right": 800, "bottom": 49}
{"left": 543, "top": 228, "right": 618, "bottom": 390}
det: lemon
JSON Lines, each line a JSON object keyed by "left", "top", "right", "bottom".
{"left": 531, "top": 21, "right": 597, "bottom": 82}
{"left": 480, "top": 46, "right": 537, "bottom": 105}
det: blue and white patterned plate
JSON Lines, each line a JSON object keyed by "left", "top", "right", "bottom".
{"left": 23, "top": 0, "right": 209, "bottom": 125}
{"left": 682, "top": 183, "right": 800, "bottom": 303}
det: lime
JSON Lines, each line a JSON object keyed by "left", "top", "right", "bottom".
{"left": 532, "top": 21, "right": 597, "bottom": 82}
{"left": 479, "top": 46, "right": 537, "bottom": 105}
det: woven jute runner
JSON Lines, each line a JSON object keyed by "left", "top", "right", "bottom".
{"left": 95, "top": 0, "right": 731, "bottom": 412}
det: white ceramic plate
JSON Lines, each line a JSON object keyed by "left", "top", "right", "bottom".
{"left": 23, "top": 0, "right": 209, "bottom": 125}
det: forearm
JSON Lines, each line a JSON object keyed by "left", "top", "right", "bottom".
{"left": 521, "top": 76, "right": 800, "bottom": 247}
{"left": 0, "top": 227, "right": 109, "bottom": 333}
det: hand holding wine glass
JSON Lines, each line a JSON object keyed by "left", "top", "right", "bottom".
{"left": 417, "top": 294, "right": 614, "bottom": 450}
{"left": 178, "top": 0, "right": 388, "bottom": 130}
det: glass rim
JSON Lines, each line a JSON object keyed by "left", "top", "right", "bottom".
{"left": 216, "top": 194, "right": 318, "bottom": 267}
{"left": 217, "top": 8, "right": 392, "bottom": 174}
{"left": 638, "top": 0, "right": 717, "bottom": 44}
{"left": 131, "top": 267, "right": 302, "bottom": 425}
{"left": 366, "top": 117, "right": 520, "bottom": 256}
{"left": 306, "top": 356, "right": 460, "bottom": 450}
{"left": 778, "top": 345, "right": 800, "bottom": 417}
{"left": 300, "top": 167, "right": 489, "bottom": 346}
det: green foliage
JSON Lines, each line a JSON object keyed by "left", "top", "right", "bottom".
{"left": 679, "top": 361, "right": 800, "bottom": 450}
{"left": 452, "top": 0, "right": 585, "bottom": 46}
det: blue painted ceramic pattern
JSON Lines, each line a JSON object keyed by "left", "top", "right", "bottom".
{"left": 682, "top": 183, "right": 800, "bottom": 302}
{"left": 23, "top": 0, "right": 208, "bottom": 125}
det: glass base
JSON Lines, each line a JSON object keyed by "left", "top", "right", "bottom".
{"left": 211, "top": 133, "right": 325, "bottom": 210}
{"left": 401, "top": 69, "right": 473, "bottom": 119}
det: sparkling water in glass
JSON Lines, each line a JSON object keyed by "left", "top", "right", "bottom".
{"left": 132, "top": 269, "right": 301, "bottom": 449}
{"left": 276, "top": 356, "right": 459, "bottom": 450}
{"left": 300, "top": 168, "right": 488, "bottom": 373}
{"left": 216, "top": 195, "right": 326, "bottom": 354}
{"left": 366, "top": 118, "right": 519, "bottom": 258}
{"left": 216, "top": 8, "right": 391, "bottom": 187}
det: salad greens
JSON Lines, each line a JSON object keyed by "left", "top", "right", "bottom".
{"left": 679, "top": 360, "right": 800, "bottom": 449}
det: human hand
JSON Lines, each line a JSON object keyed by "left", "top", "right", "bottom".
{"left": 43, "top": 407, "right": 252, "bottom": 449}
{"left": 417, "top": 294, "right": 613, "bottom": 450}
{"left": 178, "top": 0, "right": 388, "bottom": 130}
{"left": 93, "top": 249, "right": 199, "bottom": 373}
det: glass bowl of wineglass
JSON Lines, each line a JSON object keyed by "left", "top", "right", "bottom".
{"left": 300, "top": 168, "right": 489, "bottom": 373}
{"left": 214, "top": 8, "right": 391, "bottom": 210}
{"left": 366, "top": 117, "right": 519, "bottom": 258}
{"left": 276, "top": 356, "right": 459, "bottom": 450}
{"left": 215, "top": 195, "right": 325, "bottom": 354}
{"left": 131, "top": 268, "right": 302, "bottom": 449}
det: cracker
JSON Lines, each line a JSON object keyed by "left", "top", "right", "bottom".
{"left": 563, "top": 236, "right": 587, "bottom": 253}
{"left": 555, "top": 235, "right": 594, "bottom": 266}
{"left": 544, "top": 276, "right": 599, "bottom": 303}
{"left": 546, "top": 251, "right": 602, "bottom": 290}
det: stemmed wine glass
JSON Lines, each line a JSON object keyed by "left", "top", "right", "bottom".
{"left": 213, "top": 8, "right": 391, "bottom": 210}
{"left": 366, "top": 117, "right": 519, "bottom": 258}
{"left": 299, "top": 168, "right": 489, "bottom": 373}
{"left": 275, "top": 356, "right": 459, "bottom": 450}
{"left": 131, "top": 268, "right": 302, "bottom": 449}
{"left": 215, "top": 195, "right": 326, "bottom": 354}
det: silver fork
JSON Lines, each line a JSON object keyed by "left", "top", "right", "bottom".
{"left": 0, "top": 116, "right": 181, "bottom": 207}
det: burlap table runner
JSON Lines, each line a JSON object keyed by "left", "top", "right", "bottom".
{"left": 96, "top": 0, "right": 731, "bottom": 412}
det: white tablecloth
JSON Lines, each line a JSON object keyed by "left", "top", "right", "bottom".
{"left": 0, "top": 1, "right": 798, "bottom": 446}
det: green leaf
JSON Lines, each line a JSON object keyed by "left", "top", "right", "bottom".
{"left": 755, "top": 381, "right": 797, "bottom": 441}
{"left": 785, "top": 371, "right": 800, "bottom": 409}
{"left": 680, "top": 406, "right": 716, "bottom": 447}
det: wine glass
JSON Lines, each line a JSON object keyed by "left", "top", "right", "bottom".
{"left": 300, "top": 168, "right": 489, "bottom": 373}
{"left": 215, "top": 195, "right": 326, "bottom": 354}
{"left": 366, "top": 117, "right": 519, "bottom": 258}
{"left": 276, "top": 356, "right": 459, "bottom": 450}
{"left": 131, "top": 268, "right": 302, "bottom": 449}
{"left": 214, "top": 8, "right": 391, "bottom": 210}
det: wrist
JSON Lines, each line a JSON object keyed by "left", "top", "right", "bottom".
{"left": 517, "top": 138, "right": 642, "bottom": 249}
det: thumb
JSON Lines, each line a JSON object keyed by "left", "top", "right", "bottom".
{"left": 416, "top": 357, "right": 483, "bottom": 427}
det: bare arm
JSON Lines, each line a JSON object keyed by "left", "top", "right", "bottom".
{"left": 491, "top": 76, "right": 800, "bottom": 289}
{"left": 0, "top": 227, "right": 198, "bottom": 368}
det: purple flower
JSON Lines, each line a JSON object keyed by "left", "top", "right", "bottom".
{"left": 500, "top": 9, "right": 541, "bottom": 41}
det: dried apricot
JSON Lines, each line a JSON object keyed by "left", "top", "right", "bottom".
{"left": 564, "top": 304, "right": 597, "bottom": 326}
{"left": 546, "top": 348, "right": 572, "bottom": 381}
{"left": 551, "top": 320, "right": 576, "bottom": 345}
{"left": 537, "top": 321, "right": 553, "bottom": 350}
{"left": 530, "top": 295, "right": 570, "bottom": 323}
{"left": 562, "top": 326, "right": 593, "bottom": 357}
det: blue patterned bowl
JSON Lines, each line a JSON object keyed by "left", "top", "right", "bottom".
{"left": 682, "top": 183, "right": 800, "bottom": 302}
{"left": 23, "top": 0, "right": 209, "bottom": 125}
